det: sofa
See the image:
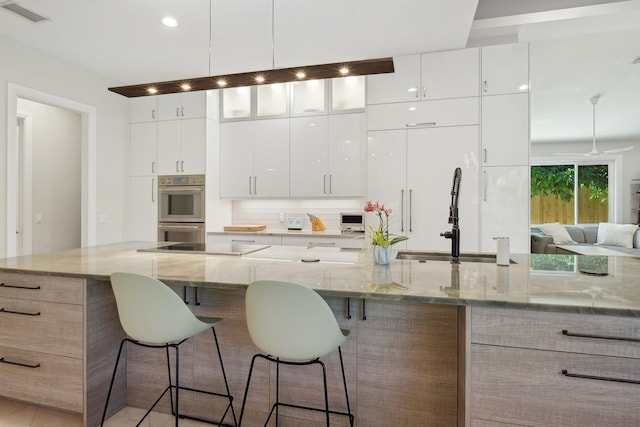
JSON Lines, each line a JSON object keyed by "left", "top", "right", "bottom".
{"left": 531, "top": 223, "right": 640, "bottom": 256}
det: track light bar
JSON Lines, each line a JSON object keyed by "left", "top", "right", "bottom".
{"left": 108, "top": 57, "right": 394, "bottom": 98}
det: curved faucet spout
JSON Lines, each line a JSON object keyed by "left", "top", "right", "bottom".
{"left": 441, "top": 168, "right": 462, "bottom": 263}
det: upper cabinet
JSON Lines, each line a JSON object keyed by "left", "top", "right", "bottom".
{"left": 367, "top": 49, "right": 480, "bottom": 104}
{"left": 157, "top": 92, "right": 210, "bottom": 121}
{"left": 290, "top": 113, "right": 365, "bottom": 197}
{"left": 157, "top": 119, "right": 207, "bottom": 175}
{"left": 481, "top": 43, "right": 529, "bottom": 96}
{"left": 130, "top": 122, "right": 157, "bottom": 176}
{"left": 130, "top": 96, "right": 158, "bottom": 123}
{"left": 481, "top": 93, "right": 529, "bottom": 167}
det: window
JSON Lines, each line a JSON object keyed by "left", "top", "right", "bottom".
{"left": 531, "top": 163, "right": 610, "bottom": 224}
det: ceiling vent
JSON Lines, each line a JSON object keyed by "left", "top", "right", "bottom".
{"left": 1, "top": 1, "right": 49, "bottom": 23}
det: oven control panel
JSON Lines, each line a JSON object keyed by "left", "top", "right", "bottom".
{"left": 159, "top": 175, "right": 205, "bottom": 186}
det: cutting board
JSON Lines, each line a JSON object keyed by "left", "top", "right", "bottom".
{"left": 223, "top": 224, "right": 267, "bottom": 232}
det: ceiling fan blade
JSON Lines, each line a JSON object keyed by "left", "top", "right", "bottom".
{"left": 602, "top": 146, "right": 634, "bottom": 154}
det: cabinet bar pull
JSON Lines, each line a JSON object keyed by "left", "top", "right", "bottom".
{"left": 254, "top": 176, "right": 257, "bottom": 195}
{"left": 483, "top": 148, "right": 487, "bottom": 164}
{"left": 483, "top": 80, "right": 488, "bottom": 92}
{"left": 401, "top": 189, "right": 405, "bottom": 232}
{"left": 249, "top": 176, "right": 252, "bottom": 195}
{"left": 0, "top": 283, "right": 40, "bottom": 290}
{"left": 361, "top": 299, "right": 367, "bottom": 321}
{"left": 151, "top": 161, "right": 156, "bottom": 173}
{"left": 346, "top": 298, "right": 351, "bottom": 319}
{"left": 180, "top": 161, "right": 184, "bottom": 172}
{"left": 152, "top": 109, "right": 156, "bottom": 119}
{"left": 231, "top": 239, "right": 256, "bottom": 243}
{"left": 409, "top": 189, "right": 413, "bottom": 232}
{"left": 483, "top": 170, "right": 488, "bottom": 202}
{"left": 413, "top": 86, "right": 419, "bottom": 98}
{"left": 405, "top": 122, "right": 436, "bottom": 128}
{"left": 422, "top": 85, "right": 427, "bottom": 98}
{"left": 329, "top": 174, "right": 332, "bottom": 194}
{"left": 151, "top": 178, "right": 156, "bottom": 202}
{"left": 181, "top": 107, "right": 184, "bottom": 117}
{"left": 183, "top": 286, "right": 188, "bottom": 305}
{"left": 176, "top": 107, "right": 180, "bottom": 117}
{"left": 0, "top": 357, "right": 40, "bottom": 369}
{"left": 309, "top": 242, "right": 335, "bottom": 247}
{"left": 194, "top": 286, "right": 200, "bottom": 306}
{"left": 176, "top": 161, "right": 180, "bottom": 173}
{"left": 561, "top": 369, "right": 640, "bottom": 385}
{"left": 323, "top": 174, "right": 327, "bottom": 194}
{"left": 562, "top": 329, "right": 640, "bottom": 343}
{"left": 0, "top": 307, "right": 41, "bottom": 316}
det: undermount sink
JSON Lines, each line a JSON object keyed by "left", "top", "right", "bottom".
{"left": 396, "top": 251, "right": 516, "bottom": 264}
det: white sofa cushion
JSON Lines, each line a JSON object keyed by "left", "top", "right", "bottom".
{"left": 595, "top": 223, "right": 639, "bottom": 248}
{"left": 539, "top": 222, "right": 577, "bottom": 244}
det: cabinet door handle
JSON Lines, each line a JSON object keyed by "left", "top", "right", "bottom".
{"left": 176, "top": 107, "right": 180, "bottom": 117}
{"left": 483, "top": 80, "right": 488, "bottom": 92}
{"left": 329, "top": 174, "right": 333, "bottom": 194}
{"left": 323, "top": 174, "right": 327, "bottom": 194}
{"left": 400, "top": 189, "right": 405, "bottom": 232}
{"left": 483, "top": 148, "right": 487, "bottom": 164}
{"left": 231, "top": 239, "right": 256, "bottom": 243}
{"left": 254, "top": 176, "right": 257, "bottom": 195}
{"left": 409, "top": 189, "right": 413, "bottom": 232}
{"left": 181, "top": 107, "right": 184, "bottom": 117}
{"left": 413, "top": 86, "right": 419, "bottom": 98}
{"left": 405, "top": 122, "right": 436, "bottom": 128}
{"left": 152, "top": 109, "right": 156, "bottom": 120}
{"left": 180, "top": 161, "right": 184, "bottom": 172}
{"left": 422, "top": 85, "right": 427, "bottom": 98}
{"left": 483, "top": 170, "right": 488, "bottom": 202}
{"left": 309, "top": 242, "right": 335, "bottom": 247}
{"left": 0, "top": 357, "right": 40, "bottom": 369}
{"left": 0, "top": 307, "right": 41, "bottom": 316}
{"left": 249, "top": 176, "right": 253, "bottom": 195}
{"left": 151, "top": 161, "right": 156, "bottom": 174}
{"left": 176, "top": 161, "right": 180, "bottom": 173}
{"left": 561, "top": 329, "right": 640, "bottom": 343}
{"left": 0, "top": 283, "right": 40, "bottom": 290}
{"left": 561, "top": 369, "right": 640, "bottom": 385}
{"left": 151, "top": 178, "right": 156, "bottom": 202}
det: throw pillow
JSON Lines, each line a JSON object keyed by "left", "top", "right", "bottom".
{"left": 539, "top": 222, "right": 576, "bottom": 244}
{"left": 595, "top": 223, "right": 639, "bottom": 248}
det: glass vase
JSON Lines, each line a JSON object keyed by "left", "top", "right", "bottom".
{"left": 373, "top": 245, "right": 392, "bottom": 265}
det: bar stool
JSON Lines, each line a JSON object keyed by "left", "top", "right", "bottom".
{"left": 101, "top": 272, "right": 237, "bottom": 427}
{"left": 238, "top": 280, "right": 353, "bottom": 427}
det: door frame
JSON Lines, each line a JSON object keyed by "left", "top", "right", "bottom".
{"left": 6, "top": 83, "right": 97, "bottom": 257}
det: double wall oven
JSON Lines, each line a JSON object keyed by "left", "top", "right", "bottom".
{"left": 158, "top": 175, "right": 206, "bottom": 243}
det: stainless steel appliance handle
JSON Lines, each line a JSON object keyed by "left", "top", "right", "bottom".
{"left": 483, "top": 170, "right": 488, "bottom": 201}
{"left": 158, "top": 186, "right": 203, "bottom": 193}
{"left": 409, "top": 189, "right": 413, "bottom": 232}
{"left": 158, "top": 224, "right": 202, "bottom": 230}
{"left": 401, "top": 189, "right": 405, "bottom": 232}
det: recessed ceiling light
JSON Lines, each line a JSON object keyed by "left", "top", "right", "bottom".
{"left": 162, "top": 16, "right": 178, "bottom": 27}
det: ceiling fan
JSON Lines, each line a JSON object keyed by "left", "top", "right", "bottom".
{"left": 554, "top": 95, "right": 634, "bottom": 157}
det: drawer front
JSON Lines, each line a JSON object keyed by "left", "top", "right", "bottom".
{"left": 281, "top": 235, "right": 364, "bottom": 249}
{"left": 471, "top": 344, "right": 640, "bottom": 426}
{"left": 0, "top": 297, "right": 83, "bottom": 358}
{"left": 0, "top": 345, "right": 83, "bottom": 412}
{"left": 0, "top": 273, "right": 84, "bottom": 305}
{"left": 367, "top": 97, "right": 479, "bottom": 131}
{"left": 471, "top": 307, "right": 640, "bottom": 359}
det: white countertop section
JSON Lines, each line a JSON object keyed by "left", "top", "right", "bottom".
{"left": 1, "top": 242, "right": 640, "bottom": 317}
{"left": 209, "top": 228, "right": 366, "bottom": 239}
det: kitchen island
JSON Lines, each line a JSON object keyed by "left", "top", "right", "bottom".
{"left": 1, "top": 242, "right": 639, "bottom": 426}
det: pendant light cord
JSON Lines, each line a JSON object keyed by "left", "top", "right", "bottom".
{"left": 209, "top": 0, "right": 212, "bottom": 76}
{"left": 271, "top": 0, "right": 275, "bottom": 70}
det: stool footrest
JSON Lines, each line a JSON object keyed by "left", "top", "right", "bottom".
{"left": 269, "top": 401, "right": 354, "bottom": 422}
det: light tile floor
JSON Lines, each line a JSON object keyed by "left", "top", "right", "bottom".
{"left": 0, "top": 398, "right": 213, "bottom": 427}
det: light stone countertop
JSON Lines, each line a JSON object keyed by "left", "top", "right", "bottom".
{"left": 1, "top": 241, "right": 639, "bottom": 317}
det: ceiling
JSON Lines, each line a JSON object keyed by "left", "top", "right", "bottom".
{"left": 1, "top": 0, "right": 639, "bottom": 145}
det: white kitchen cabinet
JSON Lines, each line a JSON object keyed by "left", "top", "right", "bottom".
{"left": 366, "top": 126, "right": 480, "bottom": 252}
{"left": 367, "top": 49, "right": 480, "bottom": 105}
{"left": 130, "top": 96, "right": 158, "bottom": 123}
{"left": 219, "top": 119, "right": 290, "bottom": 198}
{"left": 221, "top": 86, "right": 252, "bottom": 120}
{"left": 291, "top": 79, "right": 326, "bottom": 115}
{"left": 129, "top": 122, "right": 157, "bottom": 176}
{"left": 481, "top": 43, "right": 529, "bottom": 96}
{"left": 480, "top": 165, "right": 529, "bottom": 253}
{"left": 331, "top": 76, "right": 365, "bottom": 111}
{"left": 481, "top": 93, "right": 529, "bottom": 166}
{"left": 207, "top": 233, "right": 282, "bottom": 246}
{"left": 281, "top": 235, "right": 365, "bottom": 249}
{"left": 157, "top": 118, "right": 206, "bottom": 175}
{"left": 157, "top": 91, "right": 209, "bottom": 121}
{"left": 129, "top": 176, "right": 157, "bottom": 241}
{"left": 290, "top": 113, "right": 365, "bottom": 197}
{"left": 367, "top": 97, "right": 479, "bottom": 131}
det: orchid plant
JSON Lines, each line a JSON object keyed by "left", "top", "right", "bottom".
{"left": 364, "top": 201, "right": 408, "bottom": 248}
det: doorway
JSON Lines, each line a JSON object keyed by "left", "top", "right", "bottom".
{"left": 6, "top": 83, "right": 97, "bottom": 258}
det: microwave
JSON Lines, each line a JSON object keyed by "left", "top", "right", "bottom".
{"left": 340, "top": 212, "right": 365, "bottom": 232}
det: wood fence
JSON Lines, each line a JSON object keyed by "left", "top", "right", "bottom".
{"left": 531, "top": 188, "right": 608, "bottom": 224}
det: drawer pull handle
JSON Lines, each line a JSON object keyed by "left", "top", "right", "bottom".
{"left": 0, "top": 283, "right": 41, "bottom": 290}
{"left": 0, "top": 308, "right": 41, "bottom": 316}
{"left": 562, "top": 329, "right": 640, "bottom": 343}
{"left": 0, "top": 357, "right": 40, "bottom": 369}
{"left": 561, "top": 369, "right": 640, "bottom": 385}
{"left": 346, "top": 298, "right": 351, "bottom": 320}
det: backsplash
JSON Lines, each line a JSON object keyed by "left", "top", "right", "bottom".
{"left": 232, "top": 199, "right": 365, "bottom": 230}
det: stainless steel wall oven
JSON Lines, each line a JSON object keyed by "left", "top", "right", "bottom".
{"left": 158, "top": 175, "right": 205, "bottom": 243}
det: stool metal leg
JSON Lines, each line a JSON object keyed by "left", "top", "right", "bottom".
{"left": 212, "top": 327, "right": 238, "bottom": 426}
{"left": 238, "top": 354, "right": 261, "bottom": 427}
{"left": 338, "top": 347, "right": 354, "bottom": 427}
{"left": 319, "top": 359, "right": 330, "bottom": 427}
{"left": 100, "top": 338, "right": 127, "bottom": 426}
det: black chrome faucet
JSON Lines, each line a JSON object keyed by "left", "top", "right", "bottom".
{"left": 440, "top": 167, "right": 462, "bottom": 264}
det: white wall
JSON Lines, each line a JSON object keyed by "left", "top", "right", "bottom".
{"left": 18, "top": 99, "right": 81, "bottom": 254}
{"left": 531, "top": 139, "right": 640, "bottom": 224}
{"left": 0, "top": 34, "right": 129, "bottom": 258}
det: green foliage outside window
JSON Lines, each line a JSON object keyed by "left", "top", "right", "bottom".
{"left": 530, "top": 164, "right": 608, "bottom": 203}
